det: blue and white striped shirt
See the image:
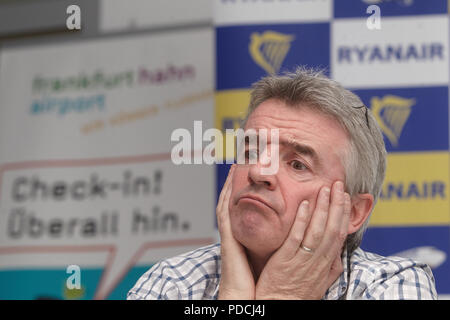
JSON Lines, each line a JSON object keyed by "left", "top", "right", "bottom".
{"left": 127, "top": 243, "right": 437, "bottom": 300}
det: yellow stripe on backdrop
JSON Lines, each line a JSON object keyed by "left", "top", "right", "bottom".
{"left": 215, "top": 89, "right": 252, "bottom": 160}
{"left": 370, "top": 152, "right": 449, "bottom": 227}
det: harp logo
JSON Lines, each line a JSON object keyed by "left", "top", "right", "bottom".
{"left": 249, "top": 31, "right": 294, "bottom": 75}
{"left": 371, "top": 95, "right": 415, "bottom": 147}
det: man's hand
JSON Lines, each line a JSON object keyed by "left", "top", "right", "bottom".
{"left": 255, "top": 181, "right": 351, "bottom": 300}
{"left": 217, "top": 165, "right": 256, "bottom": 300}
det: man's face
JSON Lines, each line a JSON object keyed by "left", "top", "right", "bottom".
{"left": 229, "top": 99, "right": 350, "bottom": 257}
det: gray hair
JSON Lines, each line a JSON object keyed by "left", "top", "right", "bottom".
{"left": 242, "top": 66, "right": 387, "bottom": 253}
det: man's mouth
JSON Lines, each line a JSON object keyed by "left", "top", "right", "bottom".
{"left": 238, "top": 194, "right": 275, "bottom": 212}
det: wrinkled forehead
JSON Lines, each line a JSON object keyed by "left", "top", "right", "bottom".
{"left": 245, "top": 100, "right": 350, "bottom": 143}
{"left": 244, "top": 100, "right": 352, "bottom": 171}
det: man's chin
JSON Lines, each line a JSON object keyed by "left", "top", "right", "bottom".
{"left": 232, "top": 209, "right": 266, "bottom": 234}
{"left": 240, "top": 236, "right": 279, "bottom": 261}
{"left": 231, "top": 211, "right": 279, "bottom": 254}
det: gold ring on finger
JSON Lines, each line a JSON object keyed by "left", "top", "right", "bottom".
{"left": 300, "top": 244, "right": 315, "bottom": 254}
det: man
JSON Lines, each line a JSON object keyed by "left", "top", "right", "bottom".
{"left": 128, "top": 67, "right": 437, "bottom": 300}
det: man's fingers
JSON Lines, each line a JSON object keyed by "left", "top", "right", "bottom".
{"left": 217, "top": 165, "right": 235, "bottom": 218}
{"left": 217, "top": 165, "right": 235, "bottom": 238}
{"left": 299, "top": 185, "right": 331, "bottom": 252}
{"left": 277, "top": 200, "right": 312, "bottom": 260}
{"left": 316, "top": 182, "right": 351, "bottom": 259}
{"left": 333, "top": 191, "right": 351, "bottom": 252}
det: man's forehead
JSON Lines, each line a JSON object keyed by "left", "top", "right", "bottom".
{"left": 245, "top": 101, "right": 349, "bottom": 143}
{"left": 246, "top": 100, "right": 329, "bottom": 127}
{"left": 243, "top": 102, "right": 350, "bottom": 171}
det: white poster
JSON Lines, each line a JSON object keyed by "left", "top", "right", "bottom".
{"left": 214, "top": 0, "right": 332, "bottom": 26}
{"left": 332, "top": 15, "right": 449, "bottom": 88}
{"left": 100, "top": 0, "right": 212, "bottom": 32}
{"left": 0, "top": 28, "right": 215, "bottom": 299}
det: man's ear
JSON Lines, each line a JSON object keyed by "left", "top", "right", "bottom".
{"left": 348, "top": 193, "right": 374, "bottom": 235}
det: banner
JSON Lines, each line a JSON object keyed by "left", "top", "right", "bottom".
{"left": 0, "top": 28, "right": 215, "bottom": 299}
{"left": 214, "top": 0, "right": 450, "bottom": 297}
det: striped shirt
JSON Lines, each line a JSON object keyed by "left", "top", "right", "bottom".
{"left": 127, "top": 243, "right": 437, "bottom": 300}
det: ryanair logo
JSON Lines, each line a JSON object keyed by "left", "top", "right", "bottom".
{"left": 249, "top": 31, "right": 294, "bottom": 75}
{"left": 379, "top": 180, "right": 446, "bottom": 200}
{"left": 371, "top": 95, "right": 415, "bottom": 147}
{"left": 369, "top": 152, "right": 449, "bottom": 226}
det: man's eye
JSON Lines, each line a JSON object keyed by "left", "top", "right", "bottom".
{"left": 290, "top": 160, "right": 307, "bottom": 171}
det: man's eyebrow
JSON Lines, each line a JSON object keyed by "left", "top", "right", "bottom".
{"left": 280, "top": 140, "right": 320, "bottom": 164}
{"left": 242, "top": 133, "right": 321, "bottom": 166}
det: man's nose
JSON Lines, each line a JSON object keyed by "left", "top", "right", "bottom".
{"left": 247, "top": 160, "right": 277, "bottom": 190}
